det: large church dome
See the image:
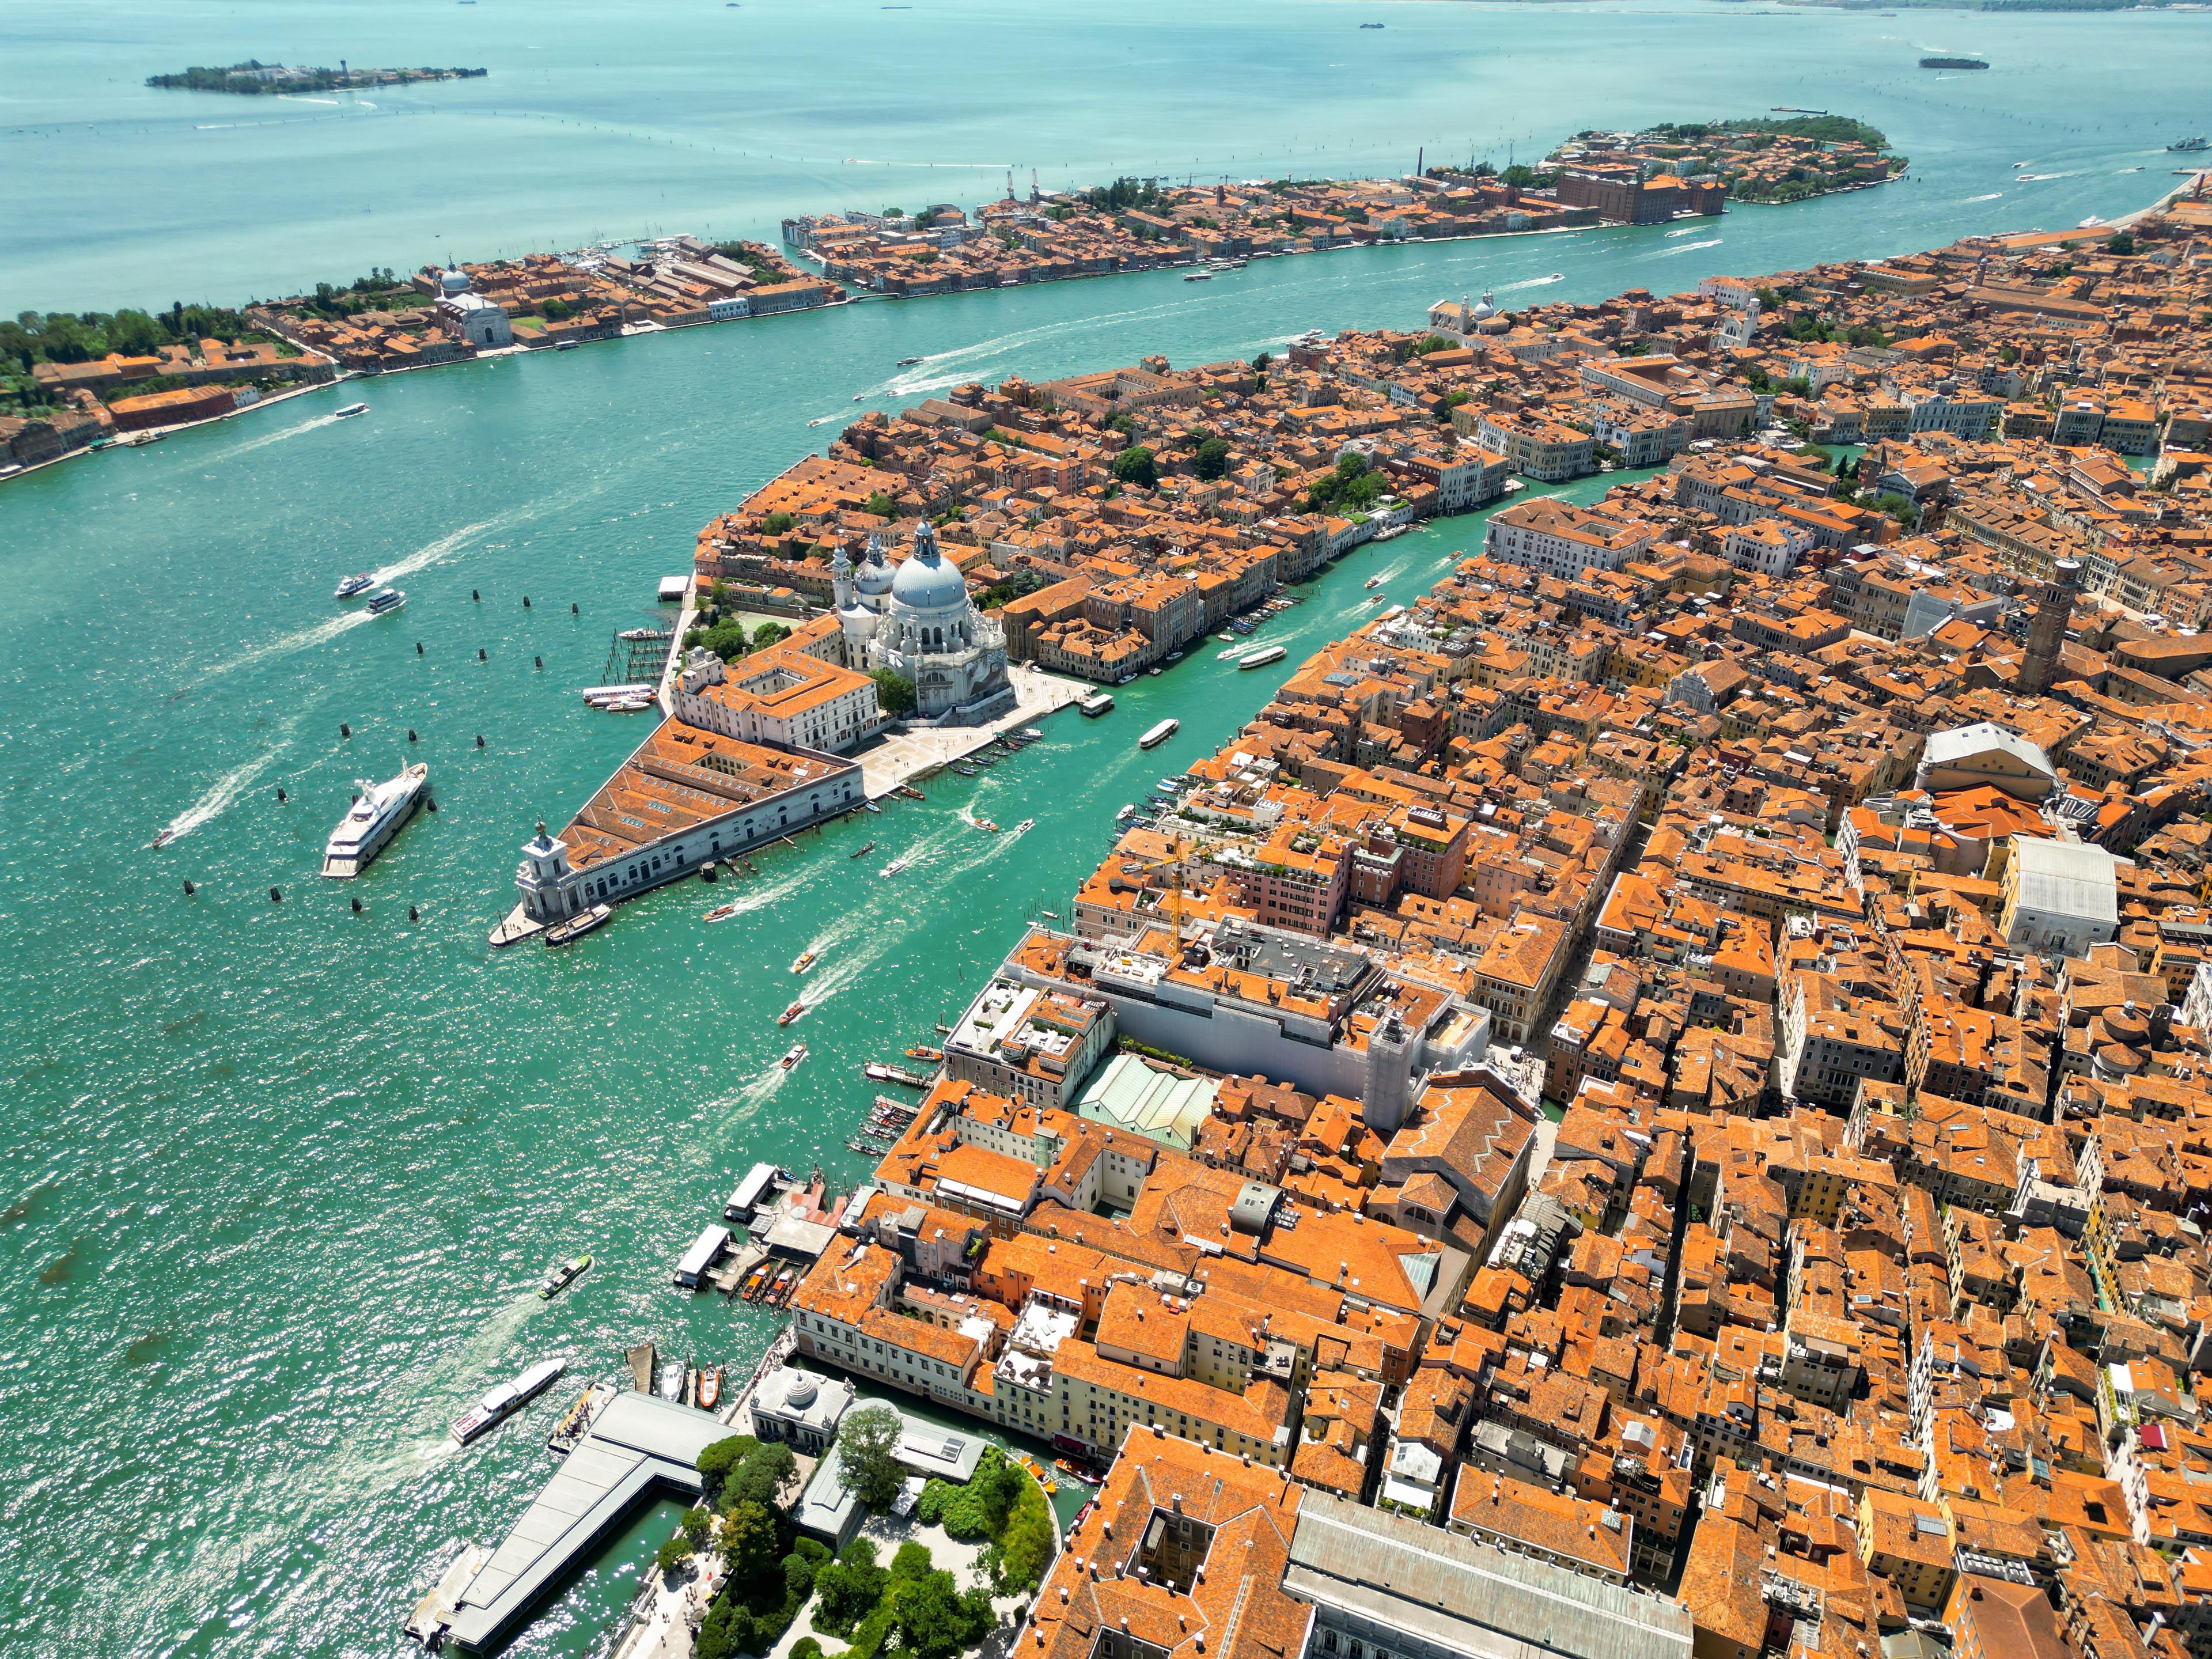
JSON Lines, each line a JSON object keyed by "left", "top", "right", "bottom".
{"left": 889, "top": 524, "right": 968, "bottom": 613}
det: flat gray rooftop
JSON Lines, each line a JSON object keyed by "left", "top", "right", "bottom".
{"left": 1286, "top": 1491, "right": 1691, "bottom": 1659}
{"left": 447, "top": 1391, "right": 728, "bottom": 1652}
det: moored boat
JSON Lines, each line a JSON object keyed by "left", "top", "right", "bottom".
{"left": 544, "top": 903, "right": 612, "bottom": 946}
{"left": 698, "top": 1367, "right": 722, "bottom": 1411}
{"left": 906, "top": 1046, "right": 943, "bottom": 1061}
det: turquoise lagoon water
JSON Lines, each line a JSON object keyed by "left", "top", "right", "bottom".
{"left": 2, "top": 3, "right": 2207, "bottom": 1655}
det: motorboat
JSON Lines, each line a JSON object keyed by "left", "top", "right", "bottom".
{"left": 881, "top": 856, "right": 912, "bottom": 876}
{"left": 1116, "top": 804, "right": 1138, "bottom": 823}
{"left": 792, "top": 950, "right": 818, "bottom": 974}
{"left": 778, "top": 999, "right": 807, "bottom": 1025}
{"left": 657, "top": 1361, "right": 687, "bottom": 1401}
{"left": 779, "top": 1043, "right": 808, "bottom": 1071}
{"left": 907, "top": 1046, "right": 944, "bottom": 1061}
{"left": 150, "top": 827, "right": 176, "bottom": 850}
{"left": 544, "top": 903, "right": 612, "bottom": 946}
{"left": 698, "top": 1368, "right": 722, "bottom": 1411}
{"left": 704, "top": 901, "right": 740, "bottom": 923}
{"left": 976, "top": 819, "right": 999, "bottom": 833}
{"left": 863, "top": 800, "right": 882, "bottom": 813}
{"left": 898, "top": 356, "right": 923, "bottom": 366}
{"left": 538, "top": 1253, "right": 592, "bottom": 1299}
{"left": 1013, "top": 818, "right": 1034, "bottom": 834}
{"left": 365, "top": 588, "right": 406, "bottom": 616}
{"left": 334, "top": 573, "right": 375, "bottom": 600}
{"left": 321, "top": 762, "right": 429, "bottom": 877}
{"left": 451, "top": 1356, "right": 567, "bottom": 1444}
{"left": 1365, "top": 575, "right": 1383, "bottom": 589}
{"left": 335, "top": 402, "right": 369, "bottom": 418}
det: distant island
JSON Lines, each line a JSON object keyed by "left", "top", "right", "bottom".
{"left": 146, "top": 62, "right": 486, "bottom": 96}
{"left": 1554, "top": 116, "right": 1908, "bottom": 206}
{"left": 1919, "top": 55, "right": 1990, "bottom": 68}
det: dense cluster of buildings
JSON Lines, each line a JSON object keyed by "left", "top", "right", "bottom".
{"left": 761, "top": 188, "right": 2212, "bottom": 1659}
{"left": 252, "top": 238, "right": 837, "bottom": 372}
{"left": 781, "top": 156, "right": 1734, "bottom": 299}
{"left": 1544, "top": 118, "right": 1908, "bottom": 211}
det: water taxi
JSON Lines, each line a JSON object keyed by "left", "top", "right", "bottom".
{"left": 544, "top": 903, "right": 612, "bottom": 946}
{"left": 906, "top": 1046, "right": 943, "bottom": 1062}
{"left": 321, "top": 762, "right": 429, "bottom": 877}
{"left": 881, "top": 855, "right": 912, "bottom": 876}
{"left": 977, "top": 819, "right": 999, "bottom": 833}
{"left": 365, "top": 588, "right": 406, "bottom": 616}
{"left": 704, "top": 900, "right": 740, "bottom": 923}
{"left": 335, "top": 402, "right": 370, "bottom": 418}
{"left": 791, "top": 950, "right": 818, "bottom": 975}
{"left": 780, "top": 1042, "right": 808, "bottom": 1071}
{"left": 1238, "top": 645, "right": 1286, "bottom": 671}
{"left": 777, "top": 999, "right": 807, "bottom": 1025}
{"left": 334, "top": 573, "right": 375, "bottom": 600}
{"left": 538, "top": 1252, "right": 592, "bottom": 1299}
{"left": 1013, "top": 817, "right": 1035, "bottom": 834}
{"left": 1139, "top": 718, "right": 1179, "bottom": 750}
{"left": 1365, "top": 575, "right": 1383, "bottom": 590}
{"left": 451, "top": 1356, "right": 567, "bottom": 1444}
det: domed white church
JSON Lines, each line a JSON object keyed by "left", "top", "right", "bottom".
{"left": 831, "top": 520, "right": 1016, "bottom": 725}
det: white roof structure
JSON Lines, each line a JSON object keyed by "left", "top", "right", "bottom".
{"left": 2010, "top": 836, "right": 2120, "bottom": 927}
{"left": 1916, "top": 721, "right": 2058, "bottom": 801}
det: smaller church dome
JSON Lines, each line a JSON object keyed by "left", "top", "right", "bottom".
{"left": 855, "top": 532, "right": 896, "bottom": 598}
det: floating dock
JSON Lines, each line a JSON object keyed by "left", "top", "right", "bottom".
{"left": 442, "top": 1391, "right": 729, "bottom": 1653}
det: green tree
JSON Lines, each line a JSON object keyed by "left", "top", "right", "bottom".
{"left": 1251, "top": 350, "right": 1272, "bottom": 371}
{"left": 814, "top": 1538, "right": 888, "bottom": 1635}
{"left": 1194, "top": 436, "right": 1231, "bottom": 482}
{"left": 783, "top": 1550, "right": 818, "bottom": 1604}
{"left": 696, "top": 1435, "right": 760, "bottom": 1508}
{"left": 2107, "top": 231, "right": 2137, "bottom": 256}
{"left": 725, "top": 1441, "right": 797, "bottom": 1512}
{"left": 699, "top": 619, "right": 752, "bottom": 662}
{"left": 1104, "top": 411, "right": 1137, "bottom": 438}
{"left": 752, "top": 621, "right": 791, "bottom": 650}
{"left": 864, "top": 490, "right": 900, "bottom": 518}
{"left": 837, "top": 1404, "right": 906, "bottom": 1508}
{"left": 683, "top": 1505, "right": 717, "bottom": 1554}
{"left": 658, "top": 1535, "right": 694, "bottom": 1578}
{"left": 892, "top": 1569, "right": 989, "bottom": 1659}
{"left": 872, "top": 669, "right": 916, "bottom": 717}
{"left": 1112, "top": 445, "right": 1158, "bottom": 490}
{"left": 540, "top": 297, "right": 574, "bottom": 321}
{"left": 762, "top": 511, "right": 796, "bottom": 537}
{"left": 718, "top": 1499, "right": 782, "bottom": 1591}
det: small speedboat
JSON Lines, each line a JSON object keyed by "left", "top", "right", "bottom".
{"left": 863, "top": 800, "right": 882, "bottom": 813}
{"left": 1013, "top": 818, "right": 1035, "bottom": 834}
{"left": 780, "top": 1042, "right": 808, "bottom": 1071}
{"left": 977, "top": 819, "right": 999, "bottom": 834}
{"left": 334, "top": 402, "right": 369, "bottom": 419}
{"left": 334, "top": 573, "right": 375, "bottom": 600}
{"left": 704, "top": 901, "right": 740, "bottom": 923}
{"left": 698, "top": 1367, "right": 722, "bottom": 1411}
{"left": 538, "top": 1252, "right": 592, "bottom": 1299}
{"left": 898, "top": 356, "right": 923, "bottom": 366}
{"left": 906, "top": 1046, "right": 943, "bottom": 1062}
{"left": 791, "top": 950, "right": 818, "bottom": 974}
{"left": 777, "top": 999, "right": 806, "bottom": 1025}
{"left": 657, "top": 1361, "right": 687, "bottom": 1401}
{"left": 881, "top": 856, "right": 912, "bottom": 877}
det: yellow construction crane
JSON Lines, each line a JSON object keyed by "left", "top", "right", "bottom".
{"left": 1132, "top": 832, "right": 1211, "bottom": 945}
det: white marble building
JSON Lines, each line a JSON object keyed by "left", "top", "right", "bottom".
{"left": 831, "top": 521, "right": 1014, "bottom": 724}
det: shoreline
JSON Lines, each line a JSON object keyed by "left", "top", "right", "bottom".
{"left": 9, "top": 164, "right": 2196, "bottom": 492}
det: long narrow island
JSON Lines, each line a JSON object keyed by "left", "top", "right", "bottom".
{"left": 145, "top": 62, "right": 486, "bottom": 94}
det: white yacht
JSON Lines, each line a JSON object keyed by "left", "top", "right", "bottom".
{"left": 321, "top": 763, "right": 429, "bottom": 877}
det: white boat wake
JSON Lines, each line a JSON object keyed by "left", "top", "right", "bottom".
{"left": 372, "top": 514, "right": 505, "bottom": 585}
{"left": 211, "top": 412, "right": 343, "bottom": 462}
{"left": 201, "top": 608, "right": 373, "bottom": 679}
{"left": 1961, "top": 192, "right": 2004, "bottom": 203}
{"left": 1646, "top": 237, "right": 1722, "bottom": 258}
{"left": 157, "top": 744, "right": 287, "bottom": 843}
